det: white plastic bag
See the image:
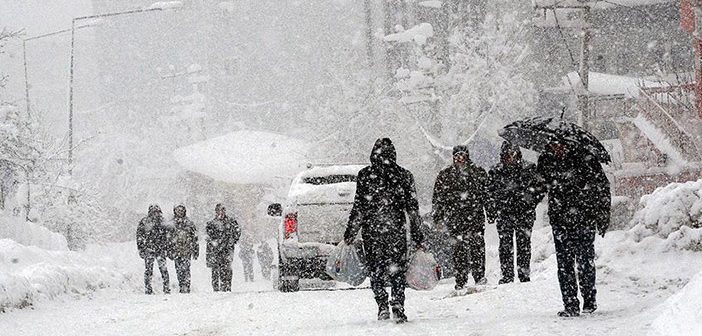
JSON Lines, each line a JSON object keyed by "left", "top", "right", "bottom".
{"left": 406, "top": 250, "right": 441, "bottom": 291}
{"left": 325, "top": 242, "right": 367, "bottom": 286}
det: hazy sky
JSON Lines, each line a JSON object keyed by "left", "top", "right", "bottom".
{"left": 0, "top": 0, "right": 93, "bottom": 36}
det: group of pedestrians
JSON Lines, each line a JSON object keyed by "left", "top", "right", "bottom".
{"left": 136, "top": 203, "right": 274, "bottom": 294}
{"left": 344, "top": 137, "right": 611, "bottom": 323}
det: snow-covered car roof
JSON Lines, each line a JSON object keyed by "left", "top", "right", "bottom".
{"left": 295, "top": 165, "right": 366, "bottom": 180}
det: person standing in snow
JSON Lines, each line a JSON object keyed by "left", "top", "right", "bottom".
{"left": 432, "top": 145, "right": 489, "bottom": 290}
{"left": 256, "top": 241, "right": 274, "bottom": 280}
{"left": 238, "top": 235, "right": 255, "bottom": 282}
{"left": 206, "top": 203, "right": 241, "bottom": 292}
{"left": 344, "top": 138, "right": 424, "bottom": 324}
{"left": 487, "top": 142, "right": 545, "bottom": 284}
{"left": 170, "top": 204, "right": 199, "bottom": 293}
{"left": 136, "top": 204, "right": 173, "bottom": 294}
{"left": 537, "top": 141, "right": 610, "bottom": 317}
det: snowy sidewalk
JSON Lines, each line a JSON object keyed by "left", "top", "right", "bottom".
{"left": 0, "top": 254, "right": 695, "bottom": 336}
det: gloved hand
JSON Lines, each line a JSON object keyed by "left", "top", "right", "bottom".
{"left": 344, "top": 237, "right": 354, "bottom": 246}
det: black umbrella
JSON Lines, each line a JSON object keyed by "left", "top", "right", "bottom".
{"left": 498, "top": 116, "right": 611, "bottom": 164}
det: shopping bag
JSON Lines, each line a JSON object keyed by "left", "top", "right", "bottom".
{"left": 406, "top": 250, "right": 441, "bottom": 291}
{"left": 325, "top": 242, "right": 367, "bottom": 286}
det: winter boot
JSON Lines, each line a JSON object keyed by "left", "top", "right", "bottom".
{"left": 557, "top": 308, "right": 580, "bottom": 317}
{"left": 377, "top": 304, "right": 390, "bottom": 321}
{"left": 518, "top": 276, "right": 531, "bottom": 283}
{"left": 391, "top": 304, "right": 407, "bottom": 324}
{"left": 582, "top": 301, "right": 597, "bottom": 314}
{"left": 163, "top": 286, "right": 171, "bottom": 294}
{"left": 145, "top": 286, "right": 153, "bottom": 295}
{"left": 498, "top": 277, "right": 513, "bottom": 285}
{"left": 475, "top": 278, "right": 488, "bottom": 286}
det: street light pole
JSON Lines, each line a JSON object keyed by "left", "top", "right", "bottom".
{"left": 67, "top": 4, "right": 182, "bottom": 171}
{"left": 68, "top": 18, "right": 76, "bottom": 171}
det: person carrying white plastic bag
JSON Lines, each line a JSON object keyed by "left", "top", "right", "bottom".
{"left": 325, "top": 241, "right": 367, "bottom": 286}
{"left": 406, "top": 250, "right": 441, "bottom": 291}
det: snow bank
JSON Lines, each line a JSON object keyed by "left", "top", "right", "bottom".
{"left": 628, "top": 179, "right": 702, "bottom": 243}
{"left": 0, "top": 240, "right": 140, "bottom": 312}
{"left": 650, "top": 270, "right": 702, "bottom": 336}
{"left": 0, "top": 215, "right": 67, "bottom": 251}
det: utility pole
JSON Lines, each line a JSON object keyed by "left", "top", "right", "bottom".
{"left": 578, "top": 5, "right": 592, "bottom": 131}
{"left": 67, "top": 4, "right": 183, "bottom": 172}
{"left": 533, "top": 1, "right": 592, "bottom": 129}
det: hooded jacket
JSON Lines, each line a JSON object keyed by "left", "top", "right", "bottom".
{"left": 136, "top": 205, "right": 173, "bottom": 259}
{"left": 487, "top": 142, "right": 545, "bottom": 224}
{"left": 432, "top": 147, "right": 489, "bottom": 236}
{"left": 344, "top": 138, "right": 424, "bottom": 264}
{"left": 537, "top": 143, "right": 611, "bottom": 234}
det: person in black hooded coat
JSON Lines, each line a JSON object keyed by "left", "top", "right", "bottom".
{"left": 432, "top": 145, "right": 489, "bottom": 290}
{"left": 487, "top": 142, "right": 545, "bottom": 284}
{"left": 344, "top": 138, "right": 424, "bottom": 324}
{"left": 136, "top": 204, "right": 173, "bottom": 294}
{"left": 537, "top": 141, "right": 611, "bottom": 317}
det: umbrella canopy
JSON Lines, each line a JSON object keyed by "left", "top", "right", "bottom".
{"left": 498, "top": 117, "right": 611, "bottom": 164}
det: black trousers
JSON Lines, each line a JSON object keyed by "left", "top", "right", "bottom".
{"left": 497, "top": 220, "right": 533, "bottom": 282}
{"left": 369, "top": 257, "right": 407, "bottom": 309}
{"left": 552, "top": 224, "right": 597, "bottom": 311}
{"left": 211, "top": 261, "right": 233, "bottom": 292}
{"left": 144, "top": 255, "right": 169, "bottom": 293}
{"left": 452, "top": 230, "right": 485, "bottom": 288}
{"left": 174, "top": 258, "right": 192, "bottom": 293}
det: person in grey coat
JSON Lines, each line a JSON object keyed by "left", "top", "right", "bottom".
{"left": 171, "top": 204, "right": 198, "bottom": 293}
{"left": 206, "top": 203, "right": 241, "bottom": 292}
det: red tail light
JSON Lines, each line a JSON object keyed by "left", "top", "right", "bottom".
{"left": 284, "top": 212, "right": 298, "bottom": 239}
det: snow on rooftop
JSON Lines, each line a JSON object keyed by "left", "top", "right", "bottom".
{"left": 383, "top": 23, "right": 434, "bottom": 45}
{"left": 564, "top": 71, "right": 667, "bottom": 98}
{"left": 173, "top": 130, "right": 309, "bottom": 185}
{"left": 631, "top": 113, "right": 688, "bottom": 171}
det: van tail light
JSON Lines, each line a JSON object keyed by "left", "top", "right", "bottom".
{"left": 284, "top": 212, "right": 298, "bottom": 239}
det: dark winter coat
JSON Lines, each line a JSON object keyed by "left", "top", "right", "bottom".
{"left": 136, "top": 213, "right": 173, "bottom": 259}
{"left": 432, "top": 162, "right": 490, "bottom": 236}
{"left": 487, "top": 143, "right": 545, "bottom": 224}
{"left": 344, "top": 138, "right": 424, "bottom": 266}
{"left": 205, "top": 216, "right": 241, "bottom": 267}
{"left": 537, "top": 146, "right": 611, "bottom": 234}
{"left": 171, "top": 216, "right": 199, "bottom": 260}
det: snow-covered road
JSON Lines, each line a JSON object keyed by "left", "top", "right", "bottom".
{"left": 0, "top": 252, "right": 693, "bottom": 336}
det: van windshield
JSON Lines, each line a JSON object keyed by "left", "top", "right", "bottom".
{"left": 302, "top": 175, "right": 357, "bottom": 185}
